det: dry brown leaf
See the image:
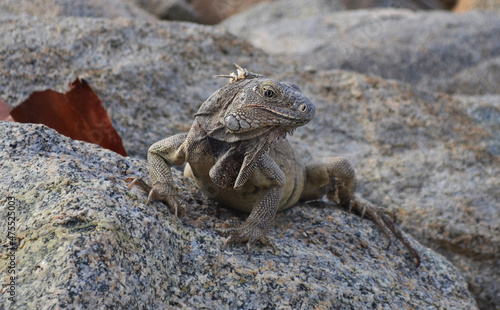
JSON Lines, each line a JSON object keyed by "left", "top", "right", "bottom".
{"left": 10, "top": 78, "right": 127, "bottom": 156}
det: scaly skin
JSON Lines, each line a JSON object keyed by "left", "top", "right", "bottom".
{"left": 128, "top": 64, "right": 420, "bottom": 267}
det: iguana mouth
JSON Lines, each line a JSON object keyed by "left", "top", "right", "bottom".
{"left": 246, "top": 104, "right": 313, "bottom": 122}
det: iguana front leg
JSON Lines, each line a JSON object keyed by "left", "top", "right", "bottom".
{"left": 216, "top": 153, "right": 285, "bottom": 255}
{"left": 302, "top": 157, "right": 420, "bottom": 267}
{"left": 128, "top": 133, "right": 188, "bottom": 217}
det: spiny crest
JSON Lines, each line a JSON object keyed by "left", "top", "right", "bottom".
{"left": 214, "top": 63, "right": 261, "bottom": 84}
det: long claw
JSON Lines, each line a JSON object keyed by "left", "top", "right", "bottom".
{"left": 223, "top": 236, "right": 232, "bottom": 250}
{"left": 147, "top": 189, "right": 154, "bottom": 205}
{"left": 387, "top": 211, "right": 397, "bottom": 223}
{"left": 247, "top": 242, "right": 252, "bottom": 260}
{"left": 258, "top": 236, "right": 277, "bottom": 254}
{"left": 173, "top": 203, "right": 178, "bottom": 219}
{"left": 385, "top": 238, "right": 392, "bottom": 250}
{"left": 127, "top": 178, "right": 138, "bottom": 190}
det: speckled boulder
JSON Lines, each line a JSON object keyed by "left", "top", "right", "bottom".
{"left": 0, "top": 0, "right": 154, "bottom": 19}
{"left": 0, "top": 121, "right": 478, "bottom": 309}
{"left": 1, "top": 12, "right": 498, "bottom": 310}
{"left": 343, "top": 0, "right": 452, "bottom": 10}
{"left": 129, "top": 0, "right": 198, "bottom": 21}
{"left": 276, "top": 68, "right": 500, "bottom": 310}
{"left": 222, "top": 8, "right": 500, "bottom": 95}
{"left": 0, "top": 15, "right": 274, "bottom": 158}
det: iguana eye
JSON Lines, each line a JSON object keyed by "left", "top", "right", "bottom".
{"left": 258, "top": 81, "right": 281, "bottom": 101}
{"left": 264, "top": 89, "right": 275, "bottom": 98}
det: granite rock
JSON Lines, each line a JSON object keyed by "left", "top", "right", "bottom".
{"left": 0, "top": 121, "right": 478, "bottom": 309}
{"left": 343, "top": 0, "right": 452, "bottom": 10}
{"left": 215, "top": 0, "right": 345, "bottom": 26}
{"left": 277, "top": 68, "right": 500, "bottom": 309}
{"left": 130, "top": 0, "right": 198, "bottom": 21}
{"left": 222, "top": 8, "right": 500, "bottom": 95}
{"left": 189, "top": 0, "right": 452, "bottom": 25}
{"left": 0, "top": 10, "right": 499, "bottom": 310}
{"left": 0, "top": 15, "right": 274, "bottom": 158}
{"left": 0, "top": 0, "right": 154, "bottom": 19}
{"left": 190, "top": 0, "right": 273, "bottom": 25}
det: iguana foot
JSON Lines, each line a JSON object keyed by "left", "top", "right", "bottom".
{"left": 216, "top": 220, "right": 276, "bottom": 258}
{"left": 350, "top": 195, "right": 420, "bottom": 267}
{"left": 126, "top": 177, "right": 185, "bottom": 218}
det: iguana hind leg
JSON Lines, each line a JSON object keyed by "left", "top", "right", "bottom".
{"left": 302, "top": 157, "right": 420, "bottom": 267}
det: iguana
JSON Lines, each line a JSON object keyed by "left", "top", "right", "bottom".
{"left": 128, "top": 64, "right": 420, "bottom": 266}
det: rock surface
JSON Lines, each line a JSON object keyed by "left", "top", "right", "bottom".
{"left": 222, "top": 8, "right": 500, "bottom": 95}
{"left": 190, "top": 0, "right": 273, "bottom": 24}
{"left": 0, "top": 121, "right": 477, "bottom": 309}
{"left": 220, "top": 6, "right": 500, "bottom": 308}
{"left": 130, "top": 0, "right": 198, "bottom": 21}
{"left": 0, "top": 0, "right": 154, "bottom": 19}
{"left": 0, "top": 15, "right": 274, "bottom": 159}
{"left": 0, "top": 1, "right": 499, "bottom": 309}
{"left": 280, "top": 68, "right": 500, "bottom": 310}
{"left": 343, "top": 0, "right": 452, "bottom": 10}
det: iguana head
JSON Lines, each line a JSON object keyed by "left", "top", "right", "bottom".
{"left": 195, "top": 64, "right": 315, "bottom": 143}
